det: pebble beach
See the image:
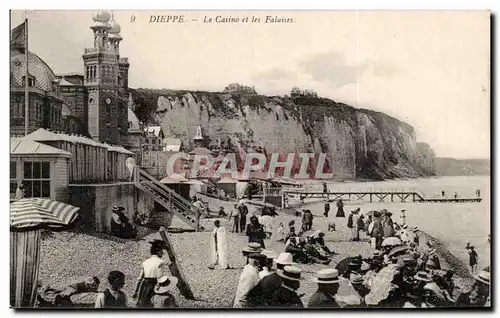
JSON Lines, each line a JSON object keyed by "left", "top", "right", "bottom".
{"left": 38, "top": 200, "right": 476, "bottom": 308}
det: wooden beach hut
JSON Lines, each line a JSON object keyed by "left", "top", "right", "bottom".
{"left": 10, "top": 199, "right": 80, "bottom": 308}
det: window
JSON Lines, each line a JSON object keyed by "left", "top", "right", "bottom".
{"left": 10, "top": 161, "right": 17, "bottom": 196}
{"left": 22, "top": 76, "right": 35, "bottom": 87}
{"left": 23, "top": 161, "right": 51, "bottom": 198}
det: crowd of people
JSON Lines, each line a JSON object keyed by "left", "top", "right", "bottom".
{"left": 218, "top": 200, "right": 491, "bottom": 308}
{"left": 35, "top": 192, "right": 490, "bottom": 309}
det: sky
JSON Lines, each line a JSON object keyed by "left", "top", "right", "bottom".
{"left": 10, "top": 10, "right": 490, "bottom": 159}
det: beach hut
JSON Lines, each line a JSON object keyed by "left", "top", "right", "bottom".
{"left": 160, "top": 174, "right": 190, "bottom": 200}
{"left": 10, "top": 198, "right": 80, "bottom": 308}
{"left": 217, "top": 176, "right": 237, "bottom": 198}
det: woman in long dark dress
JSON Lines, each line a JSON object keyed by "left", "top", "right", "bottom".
{"left": 133, "top": 240, "right": 166, "bottom": 307}
{"left": 336, "top": 199, "right": 345, "bottom": 217}
{"left": 246, "top": 215, "right": 266, "bottom": 248}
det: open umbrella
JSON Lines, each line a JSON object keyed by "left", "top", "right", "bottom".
{"left": 382, "top": 237, "right": 402, "bottom": 247}
{"left": 10, "top": 198, "right": 80, "bottom": 230}
{"left": 10, "top": 198, "right": 80, "bottom": 308}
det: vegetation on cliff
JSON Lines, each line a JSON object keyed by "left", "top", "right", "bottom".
{"left": 129, "top": 88, "right": 436, "bottom": 180}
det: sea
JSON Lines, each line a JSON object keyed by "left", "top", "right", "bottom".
{"left": 304, "top": 176, "right": 491, "bottom": 270}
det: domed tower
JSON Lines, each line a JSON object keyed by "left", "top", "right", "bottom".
{"left": 83, "top": 10, "right": 128, "bottom": 145}
{"left": 108, "top": 13, "right": 122, "bottom": 53}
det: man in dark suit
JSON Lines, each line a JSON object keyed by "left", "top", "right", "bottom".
{"left": 308, "top": 269, "right": 341, "bottom": 308}
{"left": 268, "top": 266, "right": 303, "bottom": 308}
{"left": 246, "top": 253, "right": 294, "bottom": 308}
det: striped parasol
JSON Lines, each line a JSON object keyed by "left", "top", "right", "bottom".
{"left": 10, "top": 198, "right": 80, "bottom": 230}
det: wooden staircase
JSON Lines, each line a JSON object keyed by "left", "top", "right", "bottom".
{"left": 135, "top": 168, "right": 205, "bottom": 231}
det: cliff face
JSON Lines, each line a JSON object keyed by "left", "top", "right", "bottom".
{"left": 130, "top": 89, "right": 436, "bottom": 180}
{"left": 435, "top": 158, "right": 490, "bottom": 176}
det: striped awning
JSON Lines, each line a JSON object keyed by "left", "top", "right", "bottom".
{"left": 10, "top": 198, "right": 80, "bottom": 230}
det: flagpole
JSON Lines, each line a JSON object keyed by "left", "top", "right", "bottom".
{"left": 24, "top": 15, "right": 29, "bottom": 136}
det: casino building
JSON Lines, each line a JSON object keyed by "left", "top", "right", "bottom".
{"left": 10, "top": 10, "right": 131, "bottom": 147}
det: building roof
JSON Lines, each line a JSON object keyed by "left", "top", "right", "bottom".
{"left": 24, "top": 128, "right": 134, "bottom": 155}
{"left": 58, "top": 78, "right": 76, "bottom": 86}
{"left": 128, "top": 108, "right": 141, "bottom": 130}
{"left": 10, "top": 48, "right": 57, "bottom": 92}
{"left": 10, "top": 138, "right": 72, "bottom": 156}
{"left": 164, "top": 138, "right": 182, "bottom": 152}
{"left": 144, "top": 126, "right": 163, "bottom": 138}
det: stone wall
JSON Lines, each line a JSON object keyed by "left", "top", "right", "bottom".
{"left": 69, "top": 182, "right": 136, "bottom": 232}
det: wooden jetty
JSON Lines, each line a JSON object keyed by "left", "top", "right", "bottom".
{"left": 283, "top": 189, "right": 482, "bottom": 205}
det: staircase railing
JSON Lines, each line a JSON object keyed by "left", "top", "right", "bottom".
{"left": 137, "top": 168, "right": 202, "bottom": 230}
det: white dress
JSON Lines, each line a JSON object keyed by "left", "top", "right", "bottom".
{"left": 210, "top": 227, "right": 228, "bottom": 268}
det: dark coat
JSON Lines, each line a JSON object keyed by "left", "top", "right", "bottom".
{"left": 246, "top": 223, "right": 266, "bottom": 248}
{"left": 371, "top": 219, "right": 383, "bottom": 238}
{"left": 247, "top": 273, "right": 282, "bottom": 307}
{"left": 268, "top": 285, "right": 303, "bottom": 308}
{"left": 308, "top": 290, "right": 341, "bottom": 308}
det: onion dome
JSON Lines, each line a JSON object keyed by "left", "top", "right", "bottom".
{"left": 92, "top": 10, "right": 111, "bottom": 23}
{"left": 109, "top": 15, "right": 121, "bottom": 34}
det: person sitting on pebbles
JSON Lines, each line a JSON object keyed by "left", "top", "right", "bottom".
{"left": 151, "top": 275, "right": 178, "bottom": 308}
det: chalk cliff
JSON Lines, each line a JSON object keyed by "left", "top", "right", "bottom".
{"left": 130, "top": 89, "right": 436, "bottom": 180}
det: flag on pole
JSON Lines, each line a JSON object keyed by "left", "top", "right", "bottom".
{"left": 11, "top": 21, "right": 26, "bottom": 50}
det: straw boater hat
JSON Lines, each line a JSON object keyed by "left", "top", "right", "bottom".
{"left": 243, "top": 242, "right": 263, "bottom": 253}
{"left": 414, "top": 271, "right": 432, "bottom": 283}
{"left": 274, "top": 252, "right": 294, "bottom": 265}
{"left": 349, "top": 273, "right": 364, "bottom": 285}
{"left": 412, "top": 226, "right": 419, "bottom": 232}
{"left": 475, "top": 270, "right": 490, "bottom": 285}
{"left": 402, "top": 224, "right": 408, "bottom": 229}
{"left": 313, "top": 269, "right": 340, "bottom": 284}
{"left": 277, "top": 266, "right": 303, "bottom": 282}
{"left": 154, "top": 275, "right": 178, "bottom": 294}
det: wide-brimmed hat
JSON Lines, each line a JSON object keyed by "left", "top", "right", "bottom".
{"left": 412, "top": 226, "right": 419, "bottom": 232}
{"left": 112, "top": 206, "right": 120, "bottom": 212}
{"left": 380, "top": 209, "right": 388, "bottom": 214}
{"left": 277, "top": 266, "right": 303, "bottom": 281}
{"left": 402, "top": 224, "right": 408, "bottom": 229}
{"left": 313, "top": 268, "right": 340, "bottom": 284}
{"left": 154, "top": 275, "right": 178, "bottom": 294}
{"left": 475, "top": 270, "right": 490, "bottom": 285}
{"left": 149, "top": 239, "right": 166, "bottom": 249}
{"left": 274, "top": 252, "right": 294, "bottom": 265}
{"left": 373, "top": 211, "right": 382, "bottom": 218}
{"left": 243, "top": 242, "right": 262, "bottom": 253}
{"left": 414, "top": 271, "right": 432, "bottom": 283}
{"left": 350, "top": 273, "right": 364, "bottom": 285}
{"left": 352, "top": 208, "right": 360, "bottom": 213}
